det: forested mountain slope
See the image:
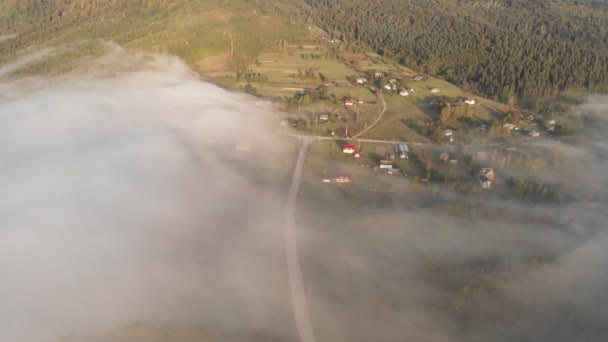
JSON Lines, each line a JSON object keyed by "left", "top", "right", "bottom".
{"left": 1, "top": 0, "right": 607, "bottom": 104}
{"left": 303, "top": 0, "right": 608, "bottom": 101}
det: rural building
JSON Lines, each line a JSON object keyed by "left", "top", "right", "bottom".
{"left": 374, "top": 71, "right": 384, "bottom": 78}
{"left": 503, "top": 123, "right": 518, "bottom": 130}
{"left": 430, "top": 88, "right": 439, "bottom": 93}
{"left": 380, "top": 160, "right": 394, "bottom": 169}
{"left": 342, "top": 144, "right": 357, "bottom": 154}
{"left": 356, "top": 77, "right": 367, "bottom": 84}
{"left": 318, "top": 113, "right": 329, "bottom": 121}
{"left": 335, "top": 174, "right": 353, "bottom": 184}
{"left": 384, "top": 84, "right": 392, "bottom": 90}
{"left": 399, "top": 89, "right": 409, "bottom": 96}
{"left": 465, "top": 99, "right": 476, "bottom": 105}
{"left": 414, "top": 75, "right": 425, "bottom": 81}
{"left": 344, "top": 99, "right": 355, "bottom": 106}
{"left": 479, "top": 168, "right": 496, "bottom": 189}
{"left": 444, "top": 129, "right": 454, "bottom": 136}
{"left": 398, "top": 144, "right": 409, "bottom": 159}
{"left": 357, "top": 99, "right": 365, "bottom": 104}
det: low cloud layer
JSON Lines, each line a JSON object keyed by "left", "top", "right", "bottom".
{"left": 0, "top": 53, "right": 294, "bottom": 341}
{"left": 1, "top": 50, "right": 607, "bottom": 342}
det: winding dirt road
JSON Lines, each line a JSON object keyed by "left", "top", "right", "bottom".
{"left": 284, "top": 137, "right": 316, "bottom": 342}
{"left": 353, "top": 92, "right": 387, "bottom": 138}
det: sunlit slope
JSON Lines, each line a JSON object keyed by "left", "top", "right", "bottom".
{"left": 0, "top": 0, "right": 308, "bottom": 74}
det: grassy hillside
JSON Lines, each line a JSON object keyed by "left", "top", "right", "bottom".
{"left": 0, "top": 0, "right": 309, "bottom": 75}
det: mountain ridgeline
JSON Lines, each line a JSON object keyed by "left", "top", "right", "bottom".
{"left": 302, "top": 0, "right": 608, "bottom": 101}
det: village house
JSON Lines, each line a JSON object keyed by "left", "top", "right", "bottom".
{"left": 380, "top": 160, "right": 394, "bottom": 169}
{"left": 356, "top": 77, "right": 368, "bottom": 84}
{"left": 384, "top": 84, "right": 392, "bottom": 91}
{"left": 399, "top": 89, "right": 409, "bottom": 96}
{"left": 464, "top": 99, "right": 475, "bottom": 105}
{"left": 357, "top": 99, "right": 365, "bottom": 104}
{"left": 479, "top": 168, "right": 496, "bottom": 189}
{"left": 374, "top": 71, "right": 384, "bottom": 78}
{"left": 344, "top": 99, "right": 355, "bottom": 106}
{"left": 430, "top": 88, "right": 439, "bottom": 93}
{"left": 444, "top": 129, "right": 454, "bottom": 137}
{"left": 342, "top": 144, "right": 357, "bottom": 154}
{"left": 398, "top": 143, "right": 409, "bottom": 159}
{"left": 413, "top": 75, "right": 424, "bottom": 81}
{"left": 318, "top": 113, "right": 329, "bottom": 121}
{"left": 503, "top": 123, "right": 518, "bottom": 130}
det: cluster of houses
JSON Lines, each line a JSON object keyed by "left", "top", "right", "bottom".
{"left": 382, "top": 78, "right": 413, "bottom": 96}
{"left": 334, "top": 141, "right": 503, "bottom": 189}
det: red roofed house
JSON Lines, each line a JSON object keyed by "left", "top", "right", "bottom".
{"left": 344, "top": 99, "right": 355, "bottom": 106}
{"left": 342, "top": 144, "right": 357, "bottom": 154}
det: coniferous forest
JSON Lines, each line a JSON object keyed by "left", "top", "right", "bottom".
{"left": 302, "top": 0, "right": 608, "bottom": 101}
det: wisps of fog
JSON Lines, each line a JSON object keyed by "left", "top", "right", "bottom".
{"left": 0, "top": 51, "right": 295, "bottom": 342}
{"left": 0, "top": 48, "right": 58, "bottom": 79}
{"left": 1, "top": 47, "right": 608, "bottom": 342}
{"left": 294, "top": 96, "right": 608, "bottom": 342}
